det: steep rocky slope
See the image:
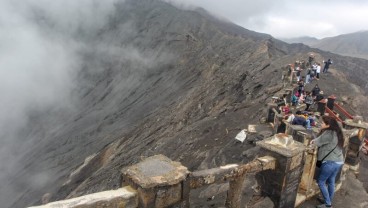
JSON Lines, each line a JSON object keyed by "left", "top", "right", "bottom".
{"left": 2, "top": 0, "right": 368, "bottom": 207}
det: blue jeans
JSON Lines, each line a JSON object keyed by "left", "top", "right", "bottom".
{"left": 317, "top": 161, "right": 343, "bottom": 206}
{"left": 306, "top": 74, "right": 310, "bottom": 83}
{"left": 305, "top": 119, "right": 311, "bottom": 129}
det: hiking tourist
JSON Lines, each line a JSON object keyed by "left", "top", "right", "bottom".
{"left": 316, "top": 91, "right": 325, "bottom": 102}
{"left": 306, "top": 68, "right": 311, "bottom": 84}
{"left": 316, "top": 63, "right": 321, "bottom": 80}
{"left": 308, "top": 53, "right": 314, "bottom": 67}
{"left": 291, "top": 92, "right": 299, "bottom": 106}
{"left": 283, "top": 111, "right": 295, "bottom": 124}
{"left": 292, "top": 111, "right": 311, "bottom": 129}
{"left": 298, "top": 80, "right": 305, "bottom": 96}
{"left": 312, "top": 62, "right": 317, "bottom": 73}
{"left": 296, "top": 66, "right": 301, "bottom": 81}
{"left": 323, "top": 59, "right": 333, "bottom": 73}
{"left": 307, "top": 112, "right": 317, "bottom": 127}
{"left": 298, "top": 91, "right": 305, "bottom": 105}
{"left": 304, "top": 91, "right": 313, "bottom": 111}
{"left": 312, "top": 84, "right": 320, "bottom": 97}
{"left": 311, "top": 116, "right": 344, "bottom": 208}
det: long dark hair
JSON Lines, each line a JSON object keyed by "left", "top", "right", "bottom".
{"left": 319, "top": 115, "right": 344, "bottom": 148}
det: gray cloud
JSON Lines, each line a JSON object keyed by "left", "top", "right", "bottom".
{"left": 0, "top": 0, "right": 119, "bottom": 206}
{"left": 0, "top": 0, "right": 178, "bottom": 206}
{"left": 166, "top": 0, "right": 368, "bottom": 38}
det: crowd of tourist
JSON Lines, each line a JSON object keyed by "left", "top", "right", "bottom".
{"left": 278, "top": 54, "right": 343, "bottom": 208}
{"left": 280, "top": 54, "right": 332, "bottom": 130}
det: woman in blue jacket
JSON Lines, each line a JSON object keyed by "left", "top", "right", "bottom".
{"left": 311, "top": 116, "right": 344, "bottom": 208}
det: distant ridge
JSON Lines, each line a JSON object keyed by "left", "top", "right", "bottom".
{"left": 281, "top": 36, "right": 319, "bottom": 46}
{"left": 283, "top": 31, "right": 368, "bottom": 60}
{"left": 312, "top": 31, "right": 368, "bottom": 59}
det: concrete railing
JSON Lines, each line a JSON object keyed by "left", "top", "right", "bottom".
{"left": 29, "top": 124, "right": 367, "bottom": 208}
{"left": 29, "top": 62, "right": 368, "bottom": 208}
{"left": 28, "top": 187, "right": 138, "bottom": 208}
{"left": 183, "top": 156, "right": 276, "bottom": 208}
{"left": 29, "top": 134, "right": 306, "bottom": 208}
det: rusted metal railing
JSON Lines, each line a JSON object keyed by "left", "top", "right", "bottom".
{"left": 334, "top": 103, "right": 354, "bottom": 120}
{"left": 325, "top": 107, "right": 343, "bottom": 123}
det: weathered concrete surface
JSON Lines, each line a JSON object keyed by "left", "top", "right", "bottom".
{"left": 28, "top": 187, "right": 137, "bottom": 208}
{"left": 122, "top": 154, "right": 188, "bottom": 189}
{"left": 257, "top": 134, "right": 306, "bottom": 157}
{"left": 344, "top": 118, "right": 368, "bottom": 129}
{"left": 189, "top": 156, "right": 275, "bottom": 189}
{"left": 122, "top": 155, "right": 188, "bottom": 208}
{"left": 298, "top": 147, "right": 317, "bottom": 195}
{"left": 257, "top": 134, "right": 306, "bottom": 208}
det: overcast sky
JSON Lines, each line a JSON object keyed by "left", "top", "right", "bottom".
{"left": 168, "top": 0, "right": 368, "bottom": 39}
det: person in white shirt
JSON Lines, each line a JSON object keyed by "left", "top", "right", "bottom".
{"left": 284, "top": 112, "right": 295, "bottom": 123}
{"left": 316, "top": 63, "right": 321, "bottom": 80}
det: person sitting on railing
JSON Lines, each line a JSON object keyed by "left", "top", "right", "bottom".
{"left": 298, "top": 79, "right": 305, "bottom": 96}
{"left": 283, "top": 111, "right": 295, "bottom": 124}
{"left": 310, "top": 116, "right": 344, "bottom": 208}
{"left": 308, "top": 112, "right": 317, "bottom": 127}
{"left": 280, "top": 104, "right": 290, "bottom": 115}
{"left": 298, "top": 91, "right": 305, "bottom": 105}
{"left": 291, "top": 92, "right": 299, "bottom": 106}
{"left": 292, "top": 111, "right": 311, "bottom": 129}
{"left": 305, "top": 91, "right": 313, "bottom": 111}
{"left": 282, "top": 94, "right": 288, "bottom": 106}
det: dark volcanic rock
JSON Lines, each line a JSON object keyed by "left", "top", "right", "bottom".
{"left": 2, "top": 0, "right": 368, "bottom": 207}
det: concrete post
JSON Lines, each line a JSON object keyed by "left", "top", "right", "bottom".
{"left": 284, "top": 88, "right": 293, "bottom": 104}
{"left": 327, "top": 95, "right": 336, "bottom": 110}
{"left": 287, "top": 130, "right": 319, "bottom": 207}
{"left": 121, "top": 155, "right": 189, "bottom": 208}
{"left": 317, "top": 99, "right": 327, "bottom": 116}
{"left": 343, "top": 117, "right": 368, "bottom": 168}
{"left": 267, "top": 103, "right": 278, "bottom": 123}
{"left": 286, "top": 125, "right": 308, "bottom": 142}
{"left": 225, "top": 174, "right": 247, "bottom": 208}
{"left": 256, "top": 134, "right": 306, "bottom": 208}
{"left": 275, "top": 113, "right": 285, "bottom": 134}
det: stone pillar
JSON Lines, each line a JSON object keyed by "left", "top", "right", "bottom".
{"left": 225, "top": 174, "right": 247, "bottom": 208}
{"left": 327, "top": 95, "right": 336, "bottom": 110}
{"left": 275, "top": 114, "right": 285, "bottom": 134}
{"left": 256, "top": 134, "right": 306, "bottom": 208}
{"left": 286, "top": 125, "right": 308, "bottom": 142}
{"left": 122, "top": 155, "right": 189, "bottom": 208}
{"left": 288, "top": 130, "right": 318, "bottom": 206}
{"left": 294, "top": 130, "right": 314, "bottom": 146}
{"left": 284, "top": 88, "right": 293, "bottom": 104}
{"left": 317, "top": 99, "right": 327, "bottom": 116}
{"left": 343, "top": 117, "right": 368, "bottom": 167}
{"left": 267, "top": 103, "right": 278, "bottom": 123}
